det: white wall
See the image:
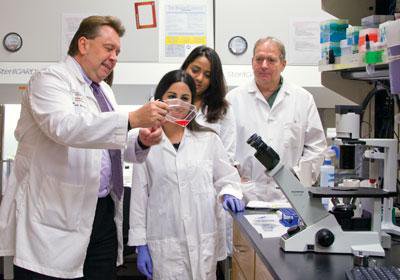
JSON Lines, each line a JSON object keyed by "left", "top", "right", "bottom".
{"left": 1, "top": 0, "right": 159, "bottom": 62}
{"left": 0, "top": 0, "right": 354, "bottom": 108}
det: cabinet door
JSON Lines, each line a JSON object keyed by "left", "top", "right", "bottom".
{"left": 233, "top": 221, "right": 255, "bottom": 280}
{"left": 232, "top": 256, "right": 248, "bottom": 280}
{"left": 255, "top": 253, "right": 274, "bottom": 280}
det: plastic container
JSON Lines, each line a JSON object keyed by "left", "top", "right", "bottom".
{"left": 164, "top": 98, "right": 197, "bottom": 127}
{"left": 358, "top": 28, "right": 379, "bottom": 52}
{"left": 346, "top": 26, "right": 362, "bottom": 46}
{"left": 321, "top": 42, "right": 341, "bottom": 60}
{"left": 320, "top": 19, "right": 348, "bottom": 44}
{"left": 361, "top": 15, "right": 394, "bottom": 28}
{"left": 320, "top": 19, "right": 349, "bottom": 31}
{"left": 364, "top": 49, "right": 384, "bottom": 64}
{"left": 340, "top": 39, "right": 352, "bottom": 56}
{"left": 320, "top": 158, "right": 335, "bottom": 210}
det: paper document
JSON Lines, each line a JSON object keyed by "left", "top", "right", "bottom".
{"left": 245, "top": 214, "right": 289, "bottom": 238}
{"left": 246, "top": 200, "right": 291, "bottom": 209}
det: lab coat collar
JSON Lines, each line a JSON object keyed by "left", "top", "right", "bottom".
{"left": 65, "top": 56, "right": 86, "bottom": 85}
{"left": 247, "top": 78, "right": 293, "bottom": 105}
{"left": 64, "top": 56, "right": 102, "bottom": 105}
{"left": 160, "top": 127, "right": 192, "bottom": 154}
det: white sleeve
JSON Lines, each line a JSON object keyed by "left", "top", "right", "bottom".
{"left": 293, "top": 96, "right": 327, "bottom": 183}
{"left": 211, "top": 135, "right": 243, "bottom": 201}
{"left": 127, "top": 161, "right": 149, "bottom": 246}
{"left": 28, "top": 69, "right": 128, "bottom": 149}
{"left": 219, "top": 106, "right": 237, "bottom": 165}
{"left": 124, "top": 129, "right": 150, "bottom": 163}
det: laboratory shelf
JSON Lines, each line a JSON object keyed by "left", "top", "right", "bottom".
{"left": 318, "top": 53, "right": 388, "bottom": 72}
{"left": 318, "top": 53, "right": 389, "bottom": 81}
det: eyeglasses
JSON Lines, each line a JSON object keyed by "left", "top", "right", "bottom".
{"left": 253, "top": 56, "right": 281, "bottom": 65}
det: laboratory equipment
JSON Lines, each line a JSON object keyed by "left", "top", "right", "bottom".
{"left": 320, "top": 157, "right": 335, "bottom": 209}
{"left": 333, "top": 105, "right": 369, "bottom": 179}
{"left": 247, "top": 133, "right": 390, "bottom": 256}
{"left": 164, "top": 98, "right": 197, "bottom": 127}
{"left": 277, "top": 208, "right": 299, "bottom": 227}
{"left": 361, "top": 138, "right": 400, "bottom": 237}
{"left": 345, "top": 265, "right": 400, "bottom": 280}
{"left": 335, "top": 105, "right": 361, "bottom": 139}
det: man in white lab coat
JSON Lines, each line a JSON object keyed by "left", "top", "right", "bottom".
{"left": 0, "top": 16, "right": 168, "bottom": 279}
{"left": 227, "top": 36, "right": 327, "bottom": 202}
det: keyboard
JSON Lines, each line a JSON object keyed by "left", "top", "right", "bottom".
{"left": 346, "top": 266, "right": 400, "bottom": 280}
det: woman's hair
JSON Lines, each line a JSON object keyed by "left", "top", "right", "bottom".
{"left": 181, "top": 46, "right": 228, "bottom": 123}
{"left": 154, "top": 70, "right": 213, "bottom": 133}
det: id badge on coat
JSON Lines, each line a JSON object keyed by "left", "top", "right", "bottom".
{"left": 73, "top": 92, "right": 88, "bottom": 113}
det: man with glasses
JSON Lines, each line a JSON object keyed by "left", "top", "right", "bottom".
{"left": 0, "top": 15, "right": 168, "bottom": 279}
{"left": 227, "top": 36, "right": 326, "bottom": 203}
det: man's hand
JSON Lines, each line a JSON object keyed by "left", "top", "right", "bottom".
{"left": 129, "top": 100, "right": 168, "bottom": 128}
{"left": 138, "top": 126, "right": 162, "bottom": 147}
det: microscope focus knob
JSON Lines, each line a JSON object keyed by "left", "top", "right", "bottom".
{"left": 316, "top": 228, "right": 335, "bottom": 247}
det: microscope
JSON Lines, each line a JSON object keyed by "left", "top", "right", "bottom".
{"left": 247, "top": 133, "right": 395, "bottom": 256}
{"left": 333, "top": 104, "right": 400, "bottom": 244}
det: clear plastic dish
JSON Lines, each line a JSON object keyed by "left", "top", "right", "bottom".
{"left": 164, "top": 99, "right": 197, "bottom": 127}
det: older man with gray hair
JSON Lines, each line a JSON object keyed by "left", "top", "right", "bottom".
{"left": 227, "top": 36, "right": 327, "bottom": 203}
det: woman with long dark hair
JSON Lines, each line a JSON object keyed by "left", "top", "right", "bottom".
{"left": 128, "top": 70, "right": 244, "bottom": 280}
{"left": 181, "top": 45, "right": 237, "bottom": 164}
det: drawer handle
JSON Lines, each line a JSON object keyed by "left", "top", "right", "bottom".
{"left": 233, "top": 245, "right": 249, "bottom": 253}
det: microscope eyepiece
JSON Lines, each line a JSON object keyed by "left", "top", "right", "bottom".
{"left": 247, "top": 133, "right": 280, "bottom": 170}
{"left": 247, "top": 134, "right": 264, "bottom": 150}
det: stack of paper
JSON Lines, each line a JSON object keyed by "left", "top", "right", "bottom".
{"left": 245, "top": 214, "right": 289, "bottom": 238}
{"left": 246, "top": 200, "right": 291, "bottom": 209}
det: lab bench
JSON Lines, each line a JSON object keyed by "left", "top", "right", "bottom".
{"left": 231, "top": 209, "right": 400, "bottom": 280}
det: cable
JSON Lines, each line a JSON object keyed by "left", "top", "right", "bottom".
{"left": 361, "top": 121, "right": 372, "bottom": 138}
{"left": 389, "top": 0, "right": 397, "bottom": 15}
{"left": 394, "top": 130, "right": 400, "bottom": 140}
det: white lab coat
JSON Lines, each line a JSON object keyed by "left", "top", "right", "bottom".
{"left": 226, "top": 78, "right": 327, "bottom": 202}
{"left": 195, "top": 105, "right": 237, "bottom": 255}
{"left": 128, "top": 129, "right": 243, "bottom": 280}
{"left": 0, "top": 56, "right": 145, "bottom": 278}
{"left": 195, "top": 105, "right": 237, "bottom": 164}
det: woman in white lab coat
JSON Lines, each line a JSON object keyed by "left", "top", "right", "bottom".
{"left": 181, "top": 46, "right": 237, "bottom": 258}
{"left": 181, "top": 45, "right": 236, "bottom": 164}
{"left": 128, "top": 70, "right": 244, "bottom": 280}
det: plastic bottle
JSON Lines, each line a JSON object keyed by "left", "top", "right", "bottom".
{"left": 320, "top": 158, "right": 335, "bottom": 210}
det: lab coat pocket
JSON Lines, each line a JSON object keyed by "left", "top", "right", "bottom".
{"left": 34, "top": 175, "right": 85, "bottom": 231}
{"left": 200, "top": 233, "right": 218, "bottom": 278}
{"left": 149, "top": 239, "right": 184, "bottom": 278}
{"left": 283, "top": 122, "right": 303, "bottom": 148}
{"left": 187, "top": 159, "right": 213, "bottom": 194}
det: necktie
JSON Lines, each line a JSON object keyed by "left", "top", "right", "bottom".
{"left": 91, "top": 82, "right": 124, "bottom": 200}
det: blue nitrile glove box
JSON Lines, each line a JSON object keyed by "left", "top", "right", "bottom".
{"left": 278, "top": 208, "right": 299, "bottom": 227}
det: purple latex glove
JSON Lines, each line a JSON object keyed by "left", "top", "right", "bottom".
{"left": 137, "top": 245, "right": 153, "bottom": 279}
{"left": 222, "top": 194, "right": 245, "bottom": 213}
